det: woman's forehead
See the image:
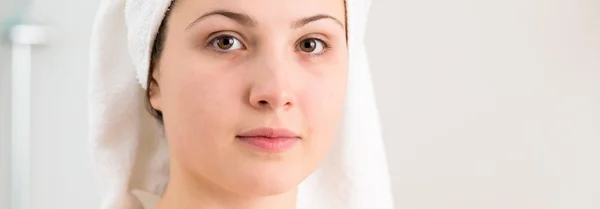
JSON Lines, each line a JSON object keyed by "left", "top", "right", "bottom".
{"left": 171, "top": 0, "right": 346, "bottom": 26}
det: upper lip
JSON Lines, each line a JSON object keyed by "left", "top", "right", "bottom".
{"left": 237, "top": 127, "right": 300, "bottom": 139}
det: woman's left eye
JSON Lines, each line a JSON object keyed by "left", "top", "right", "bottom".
{"left": 297, "top": 38, "right": 327, "bottom": 55}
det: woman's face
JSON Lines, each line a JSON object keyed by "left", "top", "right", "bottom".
{"left": 150, "top": 0, "right": 348, "bottom": 196}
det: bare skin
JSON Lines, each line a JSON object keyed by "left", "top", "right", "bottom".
{"left": 150, "top": 0, "right": 348, "bottom": 208}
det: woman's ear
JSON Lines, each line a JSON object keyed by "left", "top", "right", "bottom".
{"left": 148, "top": 68, "right": 162, "bottom": 112}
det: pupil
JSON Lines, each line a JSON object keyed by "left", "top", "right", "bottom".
{"left": 223, "top": 38, "right": 232, "bottom": 45}
{"left": 303, "top": 40, "right": 315, "bottom": 51}
{"left": 219, "top": 37, "right": 233, "bottom": 48}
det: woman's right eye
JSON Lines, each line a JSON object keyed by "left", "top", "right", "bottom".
{"left": 210, "top": 35, "right": 244, "bottom": 51}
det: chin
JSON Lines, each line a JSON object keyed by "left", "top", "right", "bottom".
{"left": 226, "top": 163, "right": 307, "bottom": 196}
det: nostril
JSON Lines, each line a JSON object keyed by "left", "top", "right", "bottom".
{"left": 258, "top": 100, "right": 268, "bottom": 105}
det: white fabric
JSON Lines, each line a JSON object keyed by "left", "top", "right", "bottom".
{"left": 89, "top": 0, "right": 394, "bottom": 208}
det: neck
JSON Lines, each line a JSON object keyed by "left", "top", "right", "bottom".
{"left": 155, "top": 163, "right": 297, "bottom": 209}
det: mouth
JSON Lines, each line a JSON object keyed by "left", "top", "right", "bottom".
{"left": 236, "top": 127, "right": 300, "bottom": 153}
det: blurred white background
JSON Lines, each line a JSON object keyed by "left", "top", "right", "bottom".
{"left": 1, "top": 0, "right": 599, "bottom": 208}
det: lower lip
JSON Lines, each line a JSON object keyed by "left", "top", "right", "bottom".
{"left": 236, "top": 136, "right": 299, "bottom": 152}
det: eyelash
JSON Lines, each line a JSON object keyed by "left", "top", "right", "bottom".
{"left": 205, "top": 33, "right": 246, "bottom": 54}
{"left": 298, "top": 38, "right": 332, "bottom": 57}
{"left": 204, "top": 33, "right": 332, "bottom": 56}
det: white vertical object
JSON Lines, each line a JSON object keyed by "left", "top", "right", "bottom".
{"left": 9, "top": 25, "right": 47, "bottom": 209}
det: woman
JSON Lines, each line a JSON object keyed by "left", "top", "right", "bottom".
{"left": 89, "top": 0, "right": 393, "bottom": 208}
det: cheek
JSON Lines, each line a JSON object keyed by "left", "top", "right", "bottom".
{"left": 299, "top": 65, "right": 348, "bottom": 158}
{"left": 160, "top": 62, "right": 243, "bottom": 162}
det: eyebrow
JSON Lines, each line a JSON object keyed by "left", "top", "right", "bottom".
{"left": 292, "top": 14, "right": 344, "bottom": 29}
{"left": 186, "top": 9, "right": 344, "bottom": 30}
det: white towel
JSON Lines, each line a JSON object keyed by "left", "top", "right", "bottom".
{"left": 89, "top": 0, "right": 394, "bottom": 208}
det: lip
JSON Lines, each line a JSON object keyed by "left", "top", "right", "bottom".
{"left": 236, "top": 127, "right": 300, "bottom": 153}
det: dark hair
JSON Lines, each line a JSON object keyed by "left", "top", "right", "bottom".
{"left": 146, "top": 1, "right": 176, "bottom": 122}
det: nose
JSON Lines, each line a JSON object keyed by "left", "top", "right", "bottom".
{"left": 248, "top": 56, "right": 297, "bottom": 111}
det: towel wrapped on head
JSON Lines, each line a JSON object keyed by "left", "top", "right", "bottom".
{"left": 89, "top": 0, "right": 394, "bottom": 208}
